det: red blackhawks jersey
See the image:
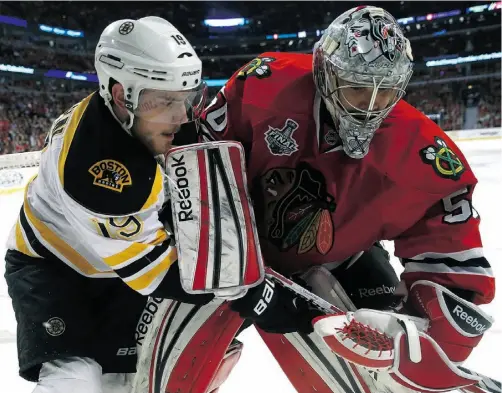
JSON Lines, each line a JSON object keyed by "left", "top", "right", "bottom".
{"left": 199, "top": 52, "right": 495, "bottom": 305}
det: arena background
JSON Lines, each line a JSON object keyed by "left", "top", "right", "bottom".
{"left": 0, "top": 1, "right": 500, "bottom": 156}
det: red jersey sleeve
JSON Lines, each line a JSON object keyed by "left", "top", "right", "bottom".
{"left": 394, "top": 184, "right": 494, "bottom": 305}
{"left": 386, "top": 116, "right": 495, "bottom": 305}
{"left": 198, "top": 65, "right": 253, "bottom": 152}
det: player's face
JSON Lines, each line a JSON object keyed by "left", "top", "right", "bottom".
{"left": 337, "top": 78, "right": 398, "bottom": 116}
{"left": 133, "top": 89, "right": 200, "bottom": 155}
{"left": 132, "top": 116, "right": 180, "bottom": 155}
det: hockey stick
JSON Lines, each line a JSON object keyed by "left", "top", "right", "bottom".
{"left": 264, "top": 267, "right": 501, "bottom": 393}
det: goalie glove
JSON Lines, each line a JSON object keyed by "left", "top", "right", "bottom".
{"left": 313, "top": 280, "right": 494, "bottom": 392}
{"left": 230, "top": 277, "right": 323, "bottom": 334}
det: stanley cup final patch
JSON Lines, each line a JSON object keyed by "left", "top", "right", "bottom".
{"left": 264, "top": 119, "right": 300, "bottom": 156}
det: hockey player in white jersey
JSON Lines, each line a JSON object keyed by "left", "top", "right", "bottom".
{"left": 3, "top": 16, "right": 214, "bottom": 393}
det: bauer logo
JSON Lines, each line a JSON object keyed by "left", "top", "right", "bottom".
{"left": 444, "top": 292, "right": 492, "bottom": 335}
{"left": 181, "top": 69, "right": 200, "bottom": 77}
{"left": 88, "top": 159, "right": 132, "bottom": 193}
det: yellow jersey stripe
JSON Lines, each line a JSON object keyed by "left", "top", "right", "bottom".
{"left": 58, "top": 93, "right": 94, "bottom": 186}
{"left": 103, "top": 242, "right": 152, "bottom": 267}
{"left": 150, "top": 229, "right": 168, "bottom": 246}
{"left": 103, "top": 228, "right": 168, "bottom": 267}
{"left": 126, "top": 248, "right": 178, "bottom": 291}
{"left": 141, "top": 165, "right": 164, "bottom": 211}
{"left": 15, "top": 220, "right": 39, "bottom": 258}
{"left": 23, "top": 202, "right": 107, "bottom": 276}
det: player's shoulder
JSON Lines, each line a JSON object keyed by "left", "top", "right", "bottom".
{"left": 371, "top": 100, "right": 476, "bottom": 194}
{"left": 58, "top": 92, "right": 162, "bottom": 216}
{"left": 226, "top": 51, "right": 316, "bottom": 114}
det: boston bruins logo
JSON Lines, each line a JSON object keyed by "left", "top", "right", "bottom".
{"left": 88, "top": 159, "right": 132, "bottom": 192}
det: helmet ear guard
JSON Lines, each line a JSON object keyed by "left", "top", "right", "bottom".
{"left": 313, "top": 6, "right": 414, "bottom": 159}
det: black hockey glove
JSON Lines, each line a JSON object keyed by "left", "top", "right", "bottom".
{"left": 230, "top": 277, "right": 323, "bottom": 334}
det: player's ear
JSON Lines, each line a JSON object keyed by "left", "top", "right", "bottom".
{"left": 111, "top": 83, "right": 126, "bottom": 109}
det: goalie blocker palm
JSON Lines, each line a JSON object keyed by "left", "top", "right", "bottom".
{"left": 314, "top": 280, "right": 494, "bottom": 392}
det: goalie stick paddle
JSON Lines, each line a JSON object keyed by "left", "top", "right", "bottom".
{"left": 264, "top": 267, "right": 501, "bottom": 393}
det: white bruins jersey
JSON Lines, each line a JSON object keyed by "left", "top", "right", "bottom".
{"left": 6, "top": 93, "right": 177, "bottom": 296}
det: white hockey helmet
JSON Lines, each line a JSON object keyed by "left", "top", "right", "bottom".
{"left": 313, "top": 6, "right": 414, "bottom": 159}
{"left": 95, "top": 16, "right": 207, "bottom": 131}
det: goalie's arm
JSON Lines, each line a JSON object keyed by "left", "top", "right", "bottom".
{"left": 393, "top": 185, "right": 495, "bottom": 305}
{"left": 199, "top": 70, "right": 253, "bottom": 150}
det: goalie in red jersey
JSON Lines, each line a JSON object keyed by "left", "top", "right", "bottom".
{"left": 195, "top": 5, "right": 495, "bottom": 392}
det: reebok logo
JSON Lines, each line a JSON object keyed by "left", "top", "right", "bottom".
{"left": 170, "top": 154, "right": 194, "bottom": 222}
{"left": 444, "top": 293, "right": 492, "bottom": 336}
{"left": 135, "top": 297, "right": 164, "bottom": 346}
{"left": 359, "top": 285, "right": 395, "bottom": 298}
{"left": 452, "top": 305, "right": 488, "bottom": 334}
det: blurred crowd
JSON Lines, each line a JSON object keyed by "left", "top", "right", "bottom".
{"left": 1, "top": 72, "right": 500, "bottom": 155}
{"left": 2, "top": 2, "right": 489, "bottom": 40}
{"left": 0, "top": 1, "right": 500, "bottom": 155}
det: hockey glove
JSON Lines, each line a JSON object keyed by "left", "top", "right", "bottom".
{"left": 230, "top": 276, "right": 323, "bottom": 334}
{"left": 313, "top": 280, "right": 494, "bottom": 392}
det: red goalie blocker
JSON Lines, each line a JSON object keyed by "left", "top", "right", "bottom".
{"left": 165, "top": 141, "right": 265, "bottom": 295}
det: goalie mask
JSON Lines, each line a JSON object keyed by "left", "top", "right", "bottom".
{"left": 313, "top": 6, "right": 413, "bottom": 159}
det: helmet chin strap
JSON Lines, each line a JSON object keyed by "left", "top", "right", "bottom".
{"left": 103, "top": 98, "right": 135, "bottom": 136}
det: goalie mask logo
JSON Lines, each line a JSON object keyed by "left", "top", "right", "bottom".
{"left": 237, "top": 56, "right": 275, "bottom": 80}
{"left": 255, "top": 162, "right": 336, "bottom": 255}
{"left": 88, "top": 159, "right": 132, "bottom": 192}
{"left": 420, "top": 137, "right": 465, "bottom": 180}
{"left": 342, "top": 6, "right": 405, "bottom": 65}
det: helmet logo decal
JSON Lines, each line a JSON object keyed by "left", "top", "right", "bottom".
{"left": 118, "top": 21, "right": 135, "bottom": 35}
{"left": 343, "top": 10, "right": 401, "bottom": 65}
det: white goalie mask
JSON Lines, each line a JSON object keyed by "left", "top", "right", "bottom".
{"left": 313, "top": 6, "right": 414, "bottom": 159}
{"left": 95, "top": 16, "right": 207, "bottom": 133}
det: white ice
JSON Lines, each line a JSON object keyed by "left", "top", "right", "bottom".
{"left": 0, "top": 139, "right": 500, "bottom": 393}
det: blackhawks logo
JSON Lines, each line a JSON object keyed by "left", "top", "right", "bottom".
{"left": 88, "top": 159, "right": 132, "bottom": 192}
{"left": 237, "top": 56, "right": 275, "bottom": 79}
{"left": 420, "top": 137, "right": 465, "bottom": 180}
{"left": 255, "top": 162, "right": 336, "bottom": 255}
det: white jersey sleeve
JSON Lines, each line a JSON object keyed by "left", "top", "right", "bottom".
{"left": 7, "top": 93, "right": 177, "bottom": 296}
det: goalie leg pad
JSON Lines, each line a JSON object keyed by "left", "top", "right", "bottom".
{"left": 165, "top": 141, "right": 264, "bottom": 296}
{"left": 207, "top": 339, "right": 243, "bottom": 393}
{"left": 132, "top": 299, "right": 244, "bottom": 393}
